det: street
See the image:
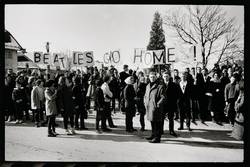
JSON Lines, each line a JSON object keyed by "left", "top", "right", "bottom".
{"left": 5, "top": 111, "right": 243, "bottom": 162}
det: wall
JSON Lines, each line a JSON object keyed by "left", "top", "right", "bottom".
{"left": 5, "top": 49, "right": 17, "bottom": 73}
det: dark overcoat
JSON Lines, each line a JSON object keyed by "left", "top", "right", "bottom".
{"left": 160, "top": 81, "right": 180, "bottom": 115}
{"left": 124, "top": 84, "right": 136, "bottom": 116}
{"left": 57, "top": 85, "right": 74, "bottom": 116}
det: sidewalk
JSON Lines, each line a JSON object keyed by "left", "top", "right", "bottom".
{"left": 5, "top": 111, "right": 244, "bottom": 162}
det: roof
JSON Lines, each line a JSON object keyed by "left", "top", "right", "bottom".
{"left": 17, "top": 52, "right": 39, "bottom": 69}
{"left": 5, "top": 30, "right": 26, "bottom": 52}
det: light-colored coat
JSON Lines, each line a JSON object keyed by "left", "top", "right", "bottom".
{"left": 101, "top": 82, "right": 113, "bottom": 102}
{"left": 31, "top": 86, "right": 40, "bottom": 110}
{"left": 144, "top": 83, "right": 165, "bottom": 122}
{"left": 45, "top": 88, "right": 57, "bottom": 116}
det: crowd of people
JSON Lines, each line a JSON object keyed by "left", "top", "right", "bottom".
{"left": 4, "top": 62, "right": 244, "bottom": 142}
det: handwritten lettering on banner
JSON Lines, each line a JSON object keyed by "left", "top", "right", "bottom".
{"left": 33, "top": 52, "right": 67, "bottom": 69}
{"left": 72, "top": 51, "right": 94, "bottom": 67}
{"left": 133, "top": 49, "right": 153, "bottom": 68}
{"left": 167, "top": 48, "right": 175, "bottom": 63}
{"left": 133, "top": 48, "right": 175, "bottom": 67}
{"left": 103, "top": 50, "right": 121, "bottom": 65}
{"left": 153, "top": 49, "right": 165, "bottom": 64}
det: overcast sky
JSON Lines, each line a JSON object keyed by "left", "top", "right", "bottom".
{"left": 5, "top": 5, "right": 244, "bottom": 71}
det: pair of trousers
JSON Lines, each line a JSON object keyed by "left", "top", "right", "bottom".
{"left": 96, "top": 109, "right": 106, "bottom": 130}
{"left": 179, "top": 100, "right": 191, "bottom": 128}
{"left": 140, "top": 113, "right": 145, "bottom": 129}
{"left": 161, "top": 111, "right": 175, "bottom": 134}
{"left": 14, "top": 103, "right": 24, "bottom": 120}
{"left": 48, "top": 115, "right": 56, "bottom": 133}
{"left": 32, "top": 109, "right": 40, "bottom": 124}
{"left": 63, "top": 115, "right": 74, "bottom": 129}
{"left": 197, "top": 96, "right": 208, "bottom": 121}
{"left": 168, "top": 111, "right": 175, "bottom": 132}
{"left": 151, "top": 121, "right": 162, "bottom": 139}
{"left": 75, "top": 108, "right": 86, "bottom": 128}
{"left": 111, "top": 98, "right": 120, "bottom": 111}
{"left": 228, "top": 99, "right": 236, "bottom": 124}
{"left": 125, "top": 111, "right": 134, "bottom": 131}
{"left": 191, "top": 100, "right": 199, "bottom": 121}
{"left": 104, "top": 102, "right": 115, "bottom": 127}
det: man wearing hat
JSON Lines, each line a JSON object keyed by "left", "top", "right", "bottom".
{"left": 119, "top": 64, "right": 130, "bottom": 90}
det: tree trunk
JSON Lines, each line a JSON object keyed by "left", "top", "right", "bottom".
{"left": 201, "top": 46, "right": 206, "bottom": 69}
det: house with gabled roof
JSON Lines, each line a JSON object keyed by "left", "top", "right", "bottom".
{"left": 5, "top": 30, "right": 26, "bottom": 73}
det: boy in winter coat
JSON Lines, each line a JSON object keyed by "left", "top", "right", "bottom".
{"left": 94, "top": 79, "right": 106, "bottom": 133}
{"left": 31, "top": 79, "right": 42, "bottom": 127}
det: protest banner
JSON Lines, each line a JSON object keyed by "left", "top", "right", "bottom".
{"left": 72, "top": 51, "right": 94, "bottom": 67}
{"left": 166, "top": 48, "right": 175, "bottom": 63}
{"left": 134, "top": 48, "right": 166, "bottom": 68}
{"left": 153, "top": 49, "right": 165, "bottom": 64}
{"left": 52, "top": 53, "right": 67, "bottom": 70}
{"left": 32, "top": 52, "right": 68, "bottom": 70}
{"left": 103, "top": 50, "right": 121, "bottom": 65}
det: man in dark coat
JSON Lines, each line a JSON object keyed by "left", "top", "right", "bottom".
{"left": 109, "top": 73, "right": 120, "bottom": 113}
{"left": 196, "top": 68, "right": 212, "bottom": 123}
{"left": 177, "top": 72, "right": 193, "bottom": 131}
{"left": 161, "top": 72, "right": 179, "bottom": 137}
{"left": 144, "top": 71, "right": 165, "bottom": 143}
{"left": 119, "top": 64, "right": 130, "bottom": 90}
{"left": 72, "top": 76, "right": 88, "bottom": 130}
{"left": 57, "top": 76, "right": 75, "bottom": 135}
{"left": 224, "top": 73, "right": 240, "bottom": 125}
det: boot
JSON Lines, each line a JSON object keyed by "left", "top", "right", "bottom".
{"left": 70, "top": 127, "right": 76, "bottom": 135}
{"left": 48, "top": 130, "right": 56, "bottom": 137}
{"left": 65, "top": 129, "right": 71, "bottom": 135}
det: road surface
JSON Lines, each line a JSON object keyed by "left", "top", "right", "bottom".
{"left": 5, "top": 111, "right": 243, "bottom": 162}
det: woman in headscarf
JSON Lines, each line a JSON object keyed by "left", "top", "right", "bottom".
{"left": 124, "top": 76, "right": 137, "bottom": 132}
{"left": 211, "top": 72, "right": 224, "bottom": 125}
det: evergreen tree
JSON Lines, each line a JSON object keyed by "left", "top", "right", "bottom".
{"left": 147, "top": 11, "right": 165, "bottom": 50}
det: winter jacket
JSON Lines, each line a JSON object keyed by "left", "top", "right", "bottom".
{"left": 31, "top": 86, "right": 40, "bottom": 109}
{"left": 144, "top": 83, "right": 165, "bottom": 122}
{"left": 45, "top": 88, "right": 57, "bottom": 116}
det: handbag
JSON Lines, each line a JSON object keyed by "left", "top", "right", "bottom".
{"left": 235, "top": 112, "right": 244, "bottom": 124}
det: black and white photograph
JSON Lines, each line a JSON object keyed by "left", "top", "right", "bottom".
{"left": 2, "top": 3, "right": 245, "bottom": 163}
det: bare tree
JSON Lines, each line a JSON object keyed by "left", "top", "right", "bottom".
{"left": 163, "top": 5, "right": 243, "bottom": 68}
